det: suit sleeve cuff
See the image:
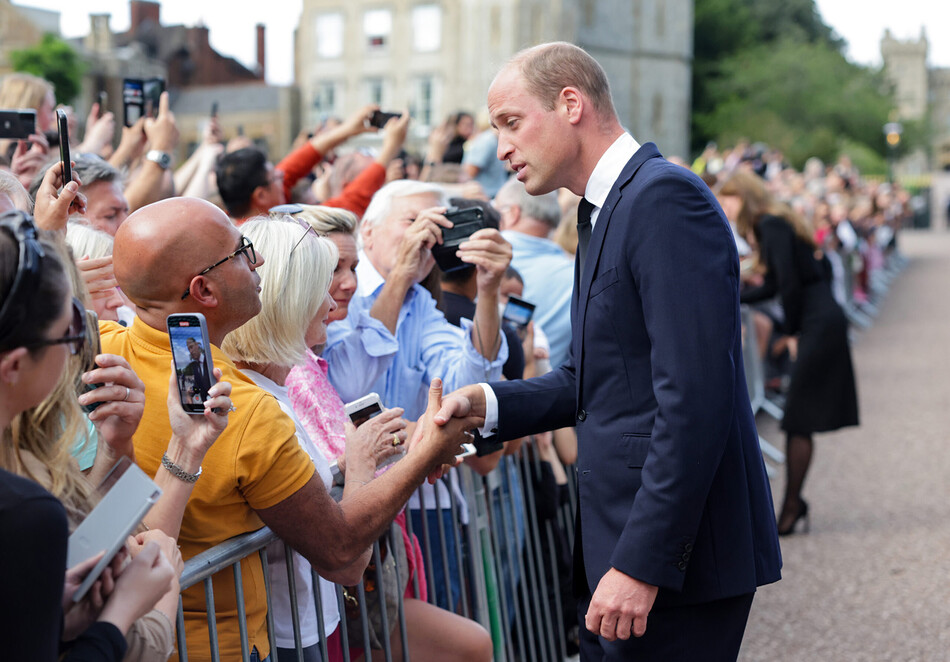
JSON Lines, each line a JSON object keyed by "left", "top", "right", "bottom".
{"left": 478, "top": 382, "right": 499, "bottom": 437}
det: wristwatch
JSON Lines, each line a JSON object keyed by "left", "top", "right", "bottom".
{"left": 146, "top": 149, "right": 172, "bottom": 170}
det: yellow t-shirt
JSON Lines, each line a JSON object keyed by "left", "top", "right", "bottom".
{"left": 100, "top": 318, "right": 315, "bottom": 662}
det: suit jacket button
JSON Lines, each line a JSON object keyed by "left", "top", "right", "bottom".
{"left": 577, "top": 409, "right": 587, "bottom": 421}
{"left": 677, "top": 561, "right": 687, "bottom": 571}
{"left": 684, "top": 543, "right": 693, "bottom": 552}
{"left": 682, "top": 552, "right": 691, "bottom": 562}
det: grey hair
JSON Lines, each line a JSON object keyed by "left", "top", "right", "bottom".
{"left": 361, "top": 180, "right": 448, "bottom": 229}
{"left": 29, "top": 154, "right": 123, "bottom": 200}
{"left": 270, "top": 204, "right": 358, "bottom": 235}
{"left": 495, "top": 178, "right": 561, "bottom": 229}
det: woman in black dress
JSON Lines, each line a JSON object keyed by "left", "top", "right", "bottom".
{"left": 719, "top": 172, "right": 859, "bottom": 535}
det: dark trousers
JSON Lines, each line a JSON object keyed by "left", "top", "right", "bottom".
{"left": 577, "top": 592, "right": 754, "bottom": 661}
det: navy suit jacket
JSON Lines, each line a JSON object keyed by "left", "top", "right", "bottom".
{"left": 491, "top": 143, "right": 782, "bottom": 607}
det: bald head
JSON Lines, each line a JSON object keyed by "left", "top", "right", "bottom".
{"left": 114, "top": 197, "right": 236, "bottom": 306}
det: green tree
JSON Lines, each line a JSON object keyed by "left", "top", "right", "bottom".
{"left": 697, "top": 40, "right": 893, "bottom": 169}
{"left": 10, "top": 33, "right": 85, "bottom": 105}
{"left": 690, "top": 0, "right": 894, "bottom": 165}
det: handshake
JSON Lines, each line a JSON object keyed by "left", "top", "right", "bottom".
{"left": 410, "top": 382, "right": 500, "bottom": 483}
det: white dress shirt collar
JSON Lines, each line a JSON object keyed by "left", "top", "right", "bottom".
{"left": 356, "top": 249, "right": 386, "bottom": 298}
{"left": 584, "top": 132, "right": 641, "bottom": 210}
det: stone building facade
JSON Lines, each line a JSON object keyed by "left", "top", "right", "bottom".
{"left": 881, "top": 28, "right": 950, "bottom": 171}
{"left": 296, "top": 0, "right": 694, "bottom": 158}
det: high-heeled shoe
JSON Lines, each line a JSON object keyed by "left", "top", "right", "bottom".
{"left": 777, "top": 499, "right": 809, "bottom": 536}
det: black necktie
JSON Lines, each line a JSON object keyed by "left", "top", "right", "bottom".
{"left": 576, "top": 197, "right": 594, "bottom": 275}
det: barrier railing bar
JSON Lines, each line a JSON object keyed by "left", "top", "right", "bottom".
{"left": 520, "top": 452, "right": 553, "bottom": 662}
{"left": 445, "top": 476, "right": 471, "bottom": 619}
{"left": 432, "top": 481, "right": 455, "bottom": 612}
{"left": 402, "top": 509, "right": 422, "bottom": 600}
{"left": 310, "top": 567, "right": 329, "bottom": 662}
{"left": 503, "top": 456, "right": 538, "bottom": 662}
{"left": 371, "top": 540, "right": 394, "bottom": 662}
{"left": 485, "top": 469, "right": 518, "bottom": 660}
{"left": 355, "top": 577, "right": 372, "bottom": 652}
{"left": 176, "top": 595, "right": 188, "bottom": 662}
{"left": 545, "top": 520, "right": 568, "bottom": 661}
{"left": 180, "top": 527, "right": 278, "bottom": 590}
{"left": 283, "top": 545, "right": 304, "bottom": 662}
{"left": 232, "top": 561, "right": 250, "bottom": 662}
{"left": 414, "top": 486, "right": 437, "bottom": 605}
{"left": 390, "top": 522, "right": 411, "bottom": 662}
{"left": 334, "top": 585, "right": 352, "bottom": 662}
{"left": 259, "top": 547, "right": 278, "bottom": 660}
{"left": 203, "top": 576, "right": 220, "bottom": 662}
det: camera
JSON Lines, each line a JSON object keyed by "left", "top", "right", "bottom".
{"left": 431, "top": 206, "right": 486, "bottom": 273}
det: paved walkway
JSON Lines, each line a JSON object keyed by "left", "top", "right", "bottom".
{"left": 739, "top": 231, "right": 950, "bottom": 661}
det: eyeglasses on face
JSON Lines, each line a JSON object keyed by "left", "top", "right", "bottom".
{"left": 181, "top": 235, "right": 258, "bottom": 300}
{"left": 22, "top": 297, "right": 87, "bottom": 355}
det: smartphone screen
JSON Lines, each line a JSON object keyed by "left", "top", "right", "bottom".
{"left": 167, "top": 313, "right": 216, "bottom": 414}
{"left": 122, "top": 79, "right": 144, "bottom": 127}
{"left": 142, "top": 78, "right": 164, "bottom": 118}
{"left": 56, "top": 109, "right": 71, "bottom": 186}
{"left": 348, "top": 399, "right": 382, "bottom": 427}
{"left": 503, "top": 295, "right": 536, "bottom": 330}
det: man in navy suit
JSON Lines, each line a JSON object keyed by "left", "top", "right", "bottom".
{"left": 434, "top": 42, "right": 782, "bottom": 660}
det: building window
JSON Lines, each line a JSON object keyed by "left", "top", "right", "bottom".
{"left": 412, "top": 5, "right": 442, "bottom": 52}
{"left": 410, "top": 75, "right": 436, "bottom": 127}
{"left": 315, "top": 13, "right": 344, "bottom": 58}
{"left": 364, "top": 9, "right": 392, "bottom": 51}
{"left": 364, "top": 78, "right": 384, "bottom": 106}
{"left": 312, "top": 81, "right": 338, "bottom": 119}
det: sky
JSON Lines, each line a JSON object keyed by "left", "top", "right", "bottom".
{"left": 15, "top": 0, "right": 950, "bottom": 87}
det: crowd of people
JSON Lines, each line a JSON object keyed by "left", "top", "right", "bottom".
{"left": 0, "top": 50, "right": 899, "bottom": 660}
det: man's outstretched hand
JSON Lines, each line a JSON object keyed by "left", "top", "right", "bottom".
{"left": 408, "top": 380, "right": 485, "bottom": 483}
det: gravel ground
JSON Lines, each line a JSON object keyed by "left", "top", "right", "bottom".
{"left": 738, "top": 230, "right": 950, "bottom": 662}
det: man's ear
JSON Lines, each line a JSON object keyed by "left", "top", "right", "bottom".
{"left": 188, "top": 276, "right": 219, "bottom": 308}
{"left": 0, "top": 347, "right": 28, "bottom": 386}
{"left": 505, "top": 205, "right": 522, "bottom": 231}
{"left": 360, "top": 221, "right": 374, "bottom": 251}
{"left": 560, "top": 87, "right": 584, "bottom": 125}
{"left": 250, "top": 185, "right": 271, "bottom": 214}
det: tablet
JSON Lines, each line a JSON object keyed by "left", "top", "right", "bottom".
{"left": 67, "top": 458, "right": 162, "bottom": 602}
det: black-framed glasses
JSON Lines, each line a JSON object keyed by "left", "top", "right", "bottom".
{"left": 22, "top": 297, "right": 86, "bottom": 355}
{"left": 181, "top": 236, "right": 258, "bottom": 300}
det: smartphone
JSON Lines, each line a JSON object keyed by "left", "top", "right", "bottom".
{"left": 345, "top": 392, "right": 383, "bottom": 427}
{"left": 458, "top": 442, "right": 477, "bottom": 459}
{"left": 56, "top": 108, "right": 71, "bottom": 186}
{"left": 211, "top": 101, "right": 219, "bottom": 118}
{"left": 67, "top": 457, "right": 161, "bottom": 602}
{"left": 502, "top": 295, "right": 536, "bottom": 333}
{"left": 167, "top": 313, "right": 216, "bottom": 414}
{"left": 369, "top": 110, "right": 400, "bottom": 129}
{"left": 97, "top": 90, "right": 108, "bottom": 111}
{"left": 78, "top": 309, "right": 104, "bottom": 413}
{"left": 0, "top": 109, "right": 36, "bottom": 139}
{"left": 431, "top": 206, "right": 486, "bottom": 273}
{"left": 123, "top": 77, "right": 164, "bottom": 127}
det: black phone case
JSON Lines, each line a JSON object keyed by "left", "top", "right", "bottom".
{"left": 432, "top": 207, "right": 486, "bottom": 273}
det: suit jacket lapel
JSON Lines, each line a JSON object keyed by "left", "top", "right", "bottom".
{"left": 574, "top": 143, "right": 663, "bottom": 397}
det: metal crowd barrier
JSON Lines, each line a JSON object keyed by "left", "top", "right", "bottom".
{"left": 175, "top": 448, "right": 580, "bottom": 662}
